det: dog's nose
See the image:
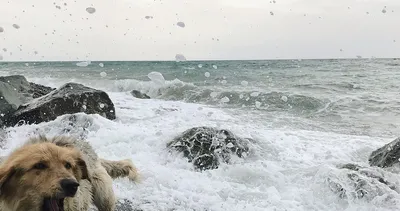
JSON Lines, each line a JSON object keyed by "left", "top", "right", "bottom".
{"left": 60, "top": 179, "right": 79, "bottom": 197}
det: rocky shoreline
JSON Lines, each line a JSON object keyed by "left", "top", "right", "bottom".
{"left": 1, "top": 75, "right": 400, "bottom": 209}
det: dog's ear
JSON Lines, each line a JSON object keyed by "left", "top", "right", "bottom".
{"left": 77, "top": 158, "right": 90, "bottom": 182}
{"left": 0, "top": 164, "right": 16, "bottom": 195}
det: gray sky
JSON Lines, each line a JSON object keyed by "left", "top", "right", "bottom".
{"left": 0, "top": 0, "right": 399, "bottom": 61}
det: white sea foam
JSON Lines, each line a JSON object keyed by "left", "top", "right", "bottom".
{"left": 1, "top": 91, "right": 398, "bottom": 211}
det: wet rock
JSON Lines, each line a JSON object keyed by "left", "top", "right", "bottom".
{"left": 167, "top": 127, "right": 252, "bottom": 170}
{"left": 4, "top": 82, "right": 115, "bottom": 127}
{"left": 130, "top": 90, "right": 150, "bottom": 99}
{"left": 326, "top": 163, "right": 398, "bottom": 200}
{"left": 29, "top": 82, "right": 55, "bottom": 98}
{"left": 369, "top": 137, "right": 400, "bottom": 168}
{"left": 0, "top": 75, "right": 54, "bottom": 126}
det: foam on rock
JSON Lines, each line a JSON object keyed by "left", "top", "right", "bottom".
{"left": 167, "top": 126, "right": 252, "bottom": 170}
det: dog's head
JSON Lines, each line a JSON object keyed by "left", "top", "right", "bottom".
{"left": 0, "top": 142, "right": 89, "bottom": 211}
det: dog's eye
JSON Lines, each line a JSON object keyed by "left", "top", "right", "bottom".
{"left": 65, "top": 162, "right": 72, "bottom": 169}
{"left": 33, "top": 162, "right": 47, "bottom": 170}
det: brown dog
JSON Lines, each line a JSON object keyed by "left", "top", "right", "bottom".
{"left": 0, "top": 135, "right": 139, "bottom": 211}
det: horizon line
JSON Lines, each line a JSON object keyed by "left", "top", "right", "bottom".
{"left": 0, "top": 57, "right": 399, "bottom": 63}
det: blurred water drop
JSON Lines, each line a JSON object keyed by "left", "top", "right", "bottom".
{"left": 82, "top": 105, "right": 87, "bottom": 110}
{"left": 0, "top": 27, "right": 4, "bottom": 33}
{"left": 86, "top": 7, "right": 96, "bottom": 14}
{"left": 177, "top": 22, "right": 185, "bottom": 28}
{"left": 198, "top": 64, "right": 203, "bottom": 68}
{"left": 12, "top": 24, "right": 20, "bottom": 29}
{"left": 270, "top": 11, "right": 274, "bottom": 16}
{"left": 0, "top": 54, "right": 3, "bottom": 60}
{"left": 212, "top": 65, "right": 218, "bottom": 69}
{"left": 99, "top": 103, "right": 105, "bottom": 108}
{"left": 221, "top": 80, "right": 227, "bottom": 84}
{"left": 255, "top": 101, "right": 262, "bottom": 108}
{"left": 99, "top": 63, "right": 104, "bottom": 67}
{"left": 241, "top": 81, "right": 248, "bottom": 86}
{"left": 250, "top": 92, "right": 260, "bottom": 97}
{"left": 220, "top": 96, "right": 230, "bottom": 103}
{"left": 210, "top": 92, "right": 218, "bottom": 98}
{"left": 100, "top": 72, "right": 107, "bottom": 77}
{"left": 281, "top": 96, "right": 288, "bottom": 102}
{"left": 205, "top": 72, "right": 210, "bottom": 77}
{"left": 175, "top": 54, "right": 186, "bottom": 61}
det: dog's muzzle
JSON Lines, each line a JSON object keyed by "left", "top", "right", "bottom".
{"left": 42, "top": 179, "right": 79, "bottom": 211}
{"left": 60, "top": 179, "right": 79, "bottom": 197}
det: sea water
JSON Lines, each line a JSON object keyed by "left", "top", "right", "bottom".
{"left": 1, "top": 59, "right": 400, "bottom": 210}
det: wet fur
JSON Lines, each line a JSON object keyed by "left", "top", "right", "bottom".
{"left": 0, "top": 135, "right": 139, "bottom": 211}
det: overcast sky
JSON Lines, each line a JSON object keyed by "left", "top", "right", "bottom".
{"left": 0, "top": 0, "right": 399, "bottom": 61}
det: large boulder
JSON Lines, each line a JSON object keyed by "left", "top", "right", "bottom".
{"left": 0, "top": 75, "right": 54, "bottom": 126}
{"left": 167, "top": 127, "right": 252, "bottom": 170}
{"left": 369, "top": 137, "right": 400, "bottom": 168}
{"left": 4, "top": 82, "right": 115, "bottom": 127}
{"left": 326, "top": 163, "right": 398, "bottom": 200}
{"left": 0, "top": 75, "right": 54, "bottom": 99}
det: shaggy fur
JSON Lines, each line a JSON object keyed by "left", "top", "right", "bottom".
{"left": 0, "top": 135, "right": 139, "bottom": 211}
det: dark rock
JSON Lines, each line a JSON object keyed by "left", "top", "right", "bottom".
{"left": 167, "top": 127, "right": 252, "bottom": 170}
{"left": 130, "top": 90, "right": 150, "bottom": 99}
{"left": 4, "top": 82, "right": 115, "bottom": 127}
{"left": 29, "top": 82, "right": 55, "bottom": 98}
{"left": 326, "top": 163, "right": 398, "bottom": 200}
{"left": 369, "top": 137, "right": 400, "bottom": 168}
{"left": 0, "top": 75, "right": 32, "bottom": 93}
{"left": 0, "top": 75, "right": 54, "bottom": 126}
{"left": 0, "top": 81, "right": 20, "bottom": 119}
